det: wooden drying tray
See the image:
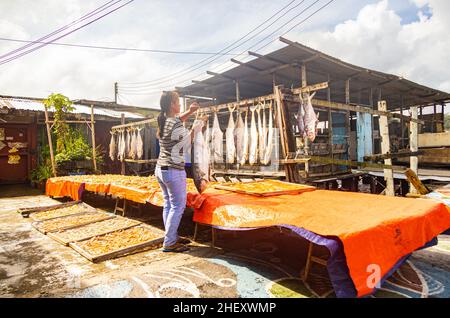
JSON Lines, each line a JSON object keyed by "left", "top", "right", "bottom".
{"left": 18, "top": 200, "right": 82, "bottom": 218}
{"left": 213, "top": 179, "right": 316, "bottom": 197}
{"left": 69, "top": 224, "right": 164, "bottom": 263}
{"left": 29, "top": 202, "right": 98, "bottom": 222}
{"left": 32, "top": 211, "right": 115, "bottom": 235}
{"left": 47, "top": 217, "right": 142, "bottom": 246}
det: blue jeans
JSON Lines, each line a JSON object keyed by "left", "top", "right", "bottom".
{"left": 155, "top": 166, "right": 187, "bottom": 247}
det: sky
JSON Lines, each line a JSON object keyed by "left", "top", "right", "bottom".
{"left": 0, "top": 0, "right": 449, "bottom": 110}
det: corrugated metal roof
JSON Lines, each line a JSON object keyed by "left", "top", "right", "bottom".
{"left": 179, "top": 37, "right": 450, "bottom": 110}
{"left": 0, "top": 97, "right": 145, "bottom": 119}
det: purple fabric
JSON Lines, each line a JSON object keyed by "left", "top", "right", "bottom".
{"left": 78, "top": 183, "right": 86, "bottom": 200}
{"left": 204, "top": 223, "right": 439, "bottom": 298}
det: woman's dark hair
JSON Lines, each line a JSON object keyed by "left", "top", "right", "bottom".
{"left": 157, "top": 91, "right": 178, "bottom": 139}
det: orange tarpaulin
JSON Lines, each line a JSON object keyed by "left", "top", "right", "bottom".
{"left": 191, "top": 188, "right": 450, "bottom": 297}
{"left": 46, "top": 179, "right": 83, "bottom": 201}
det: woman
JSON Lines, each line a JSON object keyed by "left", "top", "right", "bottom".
{"left": 156, "top": 91, "right": 200, "bottom": 253}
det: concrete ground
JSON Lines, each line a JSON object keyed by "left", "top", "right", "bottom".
{"left": 0, "top": 184, "right": 449, "bottom": 298}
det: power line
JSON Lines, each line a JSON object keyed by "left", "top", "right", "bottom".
{"left": 0, "top": 37, "right": 240, "bottom": 55}
{"left": 0, "top": 0, "right": 119, "bottom": 61}
{"left": 119, "top": 0, "right": 335, "bottom": 96}
{"left": 210, "top": 0, "right": 324, "bottom": 74}
{"left": 118, "top": 0, "right": 300, "bottom": 87}
{"left": 0, "top": 0, "right": 134, "bottom": 66}
{"left": 118, "top": 0, "right": 313, "bottom": 93}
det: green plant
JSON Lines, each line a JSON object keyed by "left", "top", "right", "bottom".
{"left": 43, "top": 93, "right": 74, "bottom": 153}
{"left": 31, "top": 163, "right": 53, "bottom": 182}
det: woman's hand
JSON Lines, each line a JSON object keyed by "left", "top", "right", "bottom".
{"left": 189, "top": 102, "right": 200, "bottom": 114}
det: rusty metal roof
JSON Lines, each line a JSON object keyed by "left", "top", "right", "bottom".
{"left": 179, "top": 37, "right": 450, "bottom": 110}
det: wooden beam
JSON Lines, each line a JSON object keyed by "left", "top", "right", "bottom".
{"left": 90, "top": 105, "right": 97, "bottom": 172}
{"left": 120, "top": 113, "right": 125, "bottom": 175}
{"left": 409, "top": 106, "right": 418, "bottom": 194}
{"left": 363, "top": 151, "right": 422, "bottom": 162}
{"left": 309, "top": 98, "right": 424, "bottom": 124}
{"left": 111, "top": 117, "right": 157, "bottom": 130}
{"left": 378, "top": 100, "right": 395, "bottom": 196}
{"left": 43, "top": 106, "right": 57, "bottom": 177}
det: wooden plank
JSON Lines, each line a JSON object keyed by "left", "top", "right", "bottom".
{"left": 409, "top": 106, "right": 418, "bottom": 194}
{"left": 111, "top": 117, "right": 157, "bottom": 130}
{"left": 363, "top": 151, "right": 423, "bottom": 162}
{"left": 404, "top": 168, "right": 431, "bottom": 195}
{"left": 418, "top": 132, "right": 450, "bottom": 148}
{"left": 32, "top": 212, "right": 115, "bottom": 234}
{"left": 69, "top": 224, "right": 164, "bottom": 263}
{"left": 378, "top": 100, "right": 395, "bottom": 196}
{"left": 44, "top": 106, "right": 57, "bottom": 177}
{"left": 47, "top": 217, "right": 142, "bottom": 246}
{"left": 18, "top": 200, "right": 81, "bottom": 217}
{"left": 29, "top": 202, "right": 97, "bottom": 222}
{"left": 91, "top": 105, "right": 97, "bottom": 172}
{"left": 309, "top": 99, "right": 424, "bottom": 124}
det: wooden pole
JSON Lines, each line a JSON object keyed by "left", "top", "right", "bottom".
{"left": 44, "top": 106, "right": 57, "bottom": 177}
{"left": 378, "top": 100, "right": 395, "bottom": 196}
{"left": 327, "top": 74, "right": 333, "bottom": 174}
{"left": 301, "top": 64, "right": 309, "bottom": 176}
{"left": 400, "top": 95, "right": 404, "bottom": 149}
{"left": 409, "top": 106, "right": 418, "bottom": 194}
{"left": 274, "top": 86, "right": 300, "bottom": 183}
{"left": 235, "top": 80, "right": 240, "bottom": 102}
{"left": 91, "top": 105, "right": 97, "bottom": 172}
{"left": 120, "top": 113, "right": 125, "bottom": 175}
{"left": 345, "top": 79, "right": 351, "bottom": 168}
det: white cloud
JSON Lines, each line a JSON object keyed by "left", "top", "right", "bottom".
{"left": 290, "top": 0, "right": 450, "bottom": 93}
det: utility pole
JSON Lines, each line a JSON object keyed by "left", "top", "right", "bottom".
{"left": 114, "top": 82, "right": 118, "bottom": 104}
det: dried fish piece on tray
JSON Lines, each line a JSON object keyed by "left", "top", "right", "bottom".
{"left": 70, "top": 225, "right": 164, "bottom": 262}
{"left": 30, "top": 203, "right": 96, "bottom": 221}
{"left": 213, "top": 179, "right": 316, "bottom": 196}
{"left": 33, "top": 211, "right": 114, "bottom": 234}
{"left": 48, "top": 217, "right": 141, "bottom": 245}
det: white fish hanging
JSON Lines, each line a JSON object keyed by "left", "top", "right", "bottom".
{"left": 249, "top": 105, "right": 258, "bottom": 165}
{"left": 191, "top": 119, "right": 209, "bottom": 193}
{"left": 118, "top": 129, "right": 126, "bottom": 161}
{"left": 256, "top": 104, "right": 266, "bottom": 163}
{"left": 225, "top": 106, "right": 236, "bottom": 164}
{"left": 296, "top": 95, "right": 306, "bottom": 138}
{"left": 129, "top": 129, "right": 137, "bottom": 159}
{"left": 235, "top": 109, "right": 245, "bottom": 165}
{"left": 109, "top": 131, "right": 116, "bottom": 161}
{"left": 136, "top": 128, "right": 144, "bottom": 159}
{"left": 240, "top": 109, "right": 249, "bottom": 165}
{"left": 211, "top": 110, "right": 223, "bottom": 163}
{"left": 263, "top": 102, "right": 273, "bottom": 165}
{"left": 303, "top": 92, "right": 319, "bottom": 142}
{"left": 125, "top": 129, "right": 131, "bottom": 158}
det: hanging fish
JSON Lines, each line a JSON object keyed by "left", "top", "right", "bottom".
{"left": 125, "top": 129, "right": 131, "bottom": 158}
{"left": 225, "top": 106, "right": 236, "bottom": 164}
{"left": 240, "top": 109, "right": 249, "bottom": 165}
{"left": 235, "top": 109, "right": 245, "bottom": 165}
{"left": 256, "top": 104, "right": 266, "bottom": 163}
{"left": 249, "top": 105, "right": 258, "bottom": 165}
{"left": 118, "top": 129, "right": 126, "bottom": 161}
{"left": 129, "top": 128, "right": 137, "bottom": 159}
{"left": 191, "top": 119, "right": 209, "bottom": 193}
{"left": 211, "top": 110, "right": 223, "bottom": 163}
{"left": 109, "top": 131, "right": 116, "bottom": 161}
{"left": 263, "top": 102, "right": 273, "bottom": 165}
{"left": 303, "top": 92, "right": 319, "bottom": 142}
{"left": 296, "top": 94, "right": 306, "bottom": 138}
{"left": 136, "top": 128, "right": 144, "bottom": 159}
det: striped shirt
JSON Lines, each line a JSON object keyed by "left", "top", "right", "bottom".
{"left": 157, "top": 115, "right": 189, "bottom": 170}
